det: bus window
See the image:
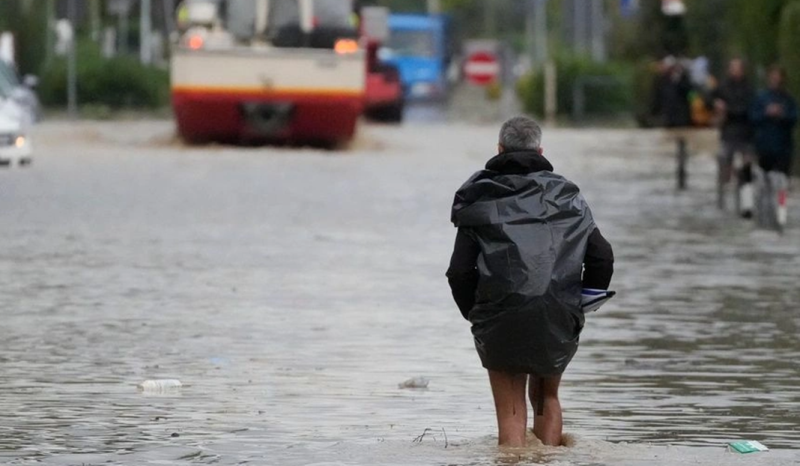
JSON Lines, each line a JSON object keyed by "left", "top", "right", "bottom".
{"left": 268, "top": 0, "right": 302, "bottom": 47}
{"left": 388, "top": 29, "right": 436, "bottom": 58}
{"left": 269, "top": 0, "right": 357, "bottom": 49}
{"left": 312, "top": 0, "right": 353, "bottom": 28}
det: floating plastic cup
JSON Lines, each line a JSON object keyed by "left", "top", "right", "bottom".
{"left": 137, "top": 379, "right": 183, "bottom": 392}
{"left": 398, "top": 377, "right": 429, "bottom": 389}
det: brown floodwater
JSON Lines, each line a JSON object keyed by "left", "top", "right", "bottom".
{"left": 1, "top": 121, "right": 798, "bottom": 465}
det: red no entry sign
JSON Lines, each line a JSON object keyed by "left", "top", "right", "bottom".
{"left": 464, "top": 51, "right": 500, "bottom": 86}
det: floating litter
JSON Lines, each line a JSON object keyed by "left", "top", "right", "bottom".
{"left": 398, "top": 377, "right": 429, "bottom": 389}
{"left": 137, "top": 379, "right": 183, "bottom": 392}
{"left": 728, "top": 440, "right": 768, "bottom": 454}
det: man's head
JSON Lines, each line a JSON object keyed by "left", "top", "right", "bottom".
{"left": 728, "top": 58, "right": 745, "bottom": 80}
{"left": 768, "top": 65, "right": 787, "bottom": 90}
{"left": 498, "top": 116, "right": 543, "bottom": 154}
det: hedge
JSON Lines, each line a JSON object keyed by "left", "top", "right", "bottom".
{"left": 517, "top": 54, "right": 635, "bottom": 120}
{"left": 38, "top": 41, "right": 169, "bottom": 110}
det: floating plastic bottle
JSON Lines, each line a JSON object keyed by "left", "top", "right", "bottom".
{"left": 137, "top": 379, "right": 183, "bottom": 392}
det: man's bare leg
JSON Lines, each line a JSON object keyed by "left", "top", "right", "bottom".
{"left": 528, "top": 374, "right": 563, "bottom": 446}
{"left": 488, "top": 370, "right": 528, "bottom": 447}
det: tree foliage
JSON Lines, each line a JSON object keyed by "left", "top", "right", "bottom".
{"left": 38, "top": 39, "right": 169, "bottom": 109}
{"left": 778, "top": 1, "right": 800, "bottom": 174}
{"left": 730, "top": 0, "right": 791, "bottom": 67}
{"left": 0, "top": 0, "right": 49, "bottom": 75}
{"left": 684, "top": 0, "right": 730, "bottom": 74}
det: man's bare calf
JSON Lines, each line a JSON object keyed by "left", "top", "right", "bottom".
{"left": 488, "top": 370, "right": 528, "bottom": 447}
{"left": 488, "top": 371, "right": 564, "bottom": 447}
{"left": 528, "top": 374, "right": 563, "bottom": 446}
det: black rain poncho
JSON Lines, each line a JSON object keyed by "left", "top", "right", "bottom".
{"left": 450, "top": 151, "right": 597, "bottom": 375}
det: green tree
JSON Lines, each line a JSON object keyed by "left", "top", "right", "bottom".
{"left": 684, "top": 0, "right": 731, "bottom": 74}
{"left": 626, "top": 0, "right": 688, "bottom": 59}
{"left": 0, "top": 0, "right": 49, "bottom": 76}
{"left": 778, "top": 0, "right": 800, "bottom": 175}
{"left": 731, "top": 0, "right": 790, "bottom": 67}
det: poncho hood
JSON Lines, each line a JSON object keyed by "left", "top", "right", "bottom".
{"left": 452, "top": 151, "right": 583, "bottom": 228}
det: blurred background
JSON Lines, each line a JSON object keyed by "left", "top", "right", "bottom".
{"left": 1, "top": 1, "right": 798, "bottom": 145}
{"left": 2, "top": 2, "right": 800, "bottom": 465}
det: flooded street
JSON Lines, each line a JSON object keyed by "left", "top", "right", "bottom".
{"left": 2, "top": 119, "right": 799, "bottom": 466}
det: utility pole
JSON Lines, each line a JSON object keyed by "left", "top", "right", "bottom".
{"left": 67, "top": 0, "right": 78, "bottom": 118}
{"left": 163, "top": 0, "right": 176, "bottom": 38}
{"left": 573, "top": 0, "right": 588, "bottom": 56}
{"left": 119, "top": 9, "right": 128, "bottom": 55}
{"left": 525, "top": 0, "right": 548, "bottom": 65}
{"left": 589, "top": 0, "right": 606, "bottom": 62}
{"left": 45, "top": 0, "right": 56, "bottom": 65}
{"left": 90, "top": 0, "right": 101, "bottom": 40}
{"left": 484, "top": 0, "right": 497, "bottom": 37}
{"left": 525, "top": 0, "right": 555, "bottom": 123}
{"left": 525, "top": 0, "right": 535, "bottom": 64}
{"left": 140, "top": 0, "right": 152, "bottom": 64}
{"left": 534, "top": 0, "right": 547, "bottom": 63}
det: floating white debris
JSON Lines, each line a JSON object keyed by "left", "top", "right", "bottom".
{"left": 137, "top": 379, "right": 183, "bottom": 392}
{"left": 728, "top": 440, "right": 768, "bottom": 454}
{"left": 398, "top": 377, "right": 429, "bottom": 389}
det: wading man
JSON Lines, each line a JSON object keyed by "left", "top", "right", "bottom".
{"left": 446, "top": 117, "right": 614, "bottom": 447}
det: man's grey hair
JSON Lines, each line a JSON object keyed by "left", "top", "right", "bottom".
{"left": 499, "top": 116, "right": 542, "bottom": 152}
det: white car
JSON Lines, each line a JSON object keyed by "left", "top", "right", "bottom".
{"left": 0, "top": 100, "right": 32, "bottom": 167}
{"left": 0, "top": 60, "right": 41, "bottom": 123}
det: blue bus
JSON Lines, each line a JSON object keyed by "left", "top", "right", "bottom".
{"left": 383, "top": 14, "right": 449, "bottom": 101}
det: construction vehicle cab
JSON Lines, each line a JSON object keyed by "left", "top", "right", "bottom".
{"left": 172, "top": 0, "right": 366, "bottom": 146}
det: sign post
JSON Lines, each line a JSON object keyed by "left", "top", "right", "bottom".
{"left": 140, "top": 0, "right": 152, "bottom": 64}
{"left": 108, "top": 0, "right": 133, "bottom": 54}
{"left": 463, "top": 51, "right": 500, "bottom": 87}
{"left": 67, "top": 0, "right": 77, "bottom": 118}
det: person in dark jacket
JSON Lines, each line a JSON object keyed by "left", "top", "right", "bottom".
{"left": 446, "top": 116, "right": 614, "bottom": 447}
{"left": 652, "top": 57, "right": 693, "bottom": 128}
{"left": 712, "top": 59, "right": 756, "bottom": 216}
{"left": 751, "top": 66, "right": 798, "bottom": 176}
{"left": 651, "top": 57, "right": 694, "bottom": 189}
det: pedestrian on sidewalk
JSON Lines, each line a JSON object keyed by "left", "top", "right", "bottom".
{"left": 751, "top": 66, "right": 798, "bottom": 177}
{"left": 712, "top": 58, "right": 756, "bottom": 217}
{"left": 652, "top": 56, "right": 693, "bottom": 128}
{"left": 651, "top": 56, "right": 694, "bottom": 189}
{"left": 446, "top": 116, "right": 614, "bottom": 448}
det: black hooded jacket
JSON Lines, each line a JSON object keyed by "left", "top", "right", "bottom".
{"left": 713, "top": 77, "right": 755, "bottom": 143}
{"left": 446, "top": 151, "right": 614, "bottom": 375}
{"left": 652, "top": 71, "right": 693, "bottom": 128}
